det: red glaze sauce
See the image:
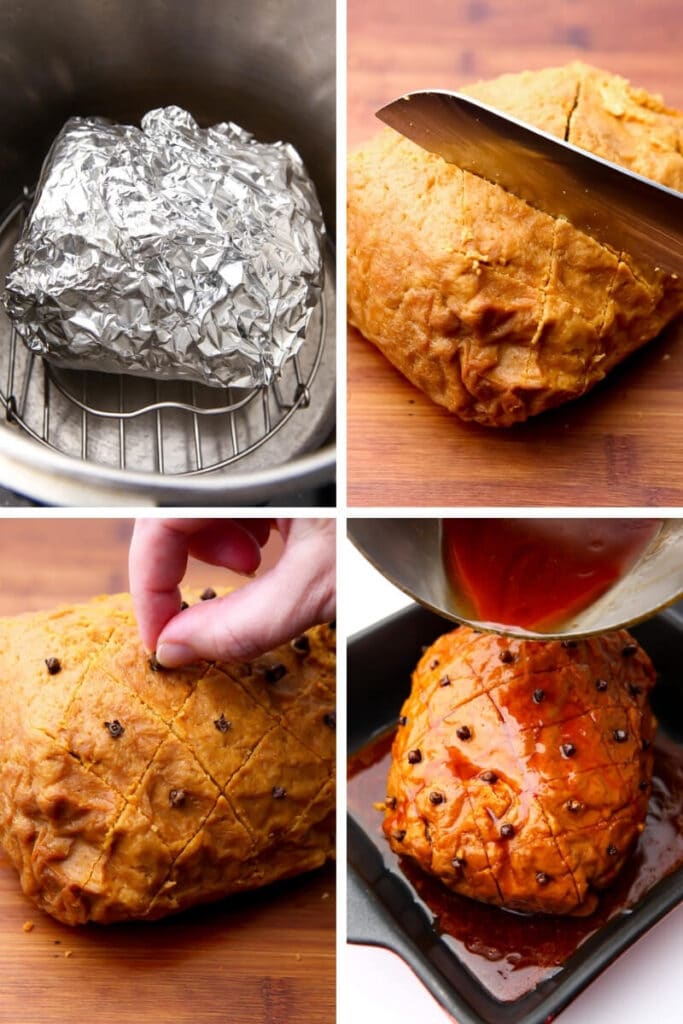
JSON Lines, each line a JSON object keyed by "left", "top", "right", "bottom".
{"left": 348, "top": 728, "right": 683, "bottom": 1004}
{"left": 442, "top": 519, "right": 662, "bottom": 632}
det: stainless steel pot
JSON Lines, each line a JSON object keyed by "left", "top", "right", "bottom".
{"left": 0, "top": 0, "right": 335, "bottom": 505}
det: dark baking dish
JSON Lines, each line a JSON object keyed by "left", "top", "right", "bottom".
{"left": 347, "top": 602, "right": 683, "bottom": 1024}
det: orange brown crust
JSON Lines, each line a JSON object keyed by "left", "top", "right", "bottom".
{"left": 347, "top": 63, "right": 683, "bottom": 426}
{"left": 0, "top": 590, "right": 335, "bottom": 925}
{"left": 384, "top": 626, "right": 655, "bottom": 914}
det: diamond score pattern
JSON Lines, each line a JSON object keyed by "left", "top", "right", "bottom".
{"left": 384, "top": 627, "right": 655, "bottom": 915}
{"left": 0, "top": 592, "right": 335, "bottom": 925}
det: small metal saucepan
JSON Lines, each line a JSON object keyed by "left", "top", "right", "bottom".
{"left": 348, "top": 517, "right": 683, "bottom": 639}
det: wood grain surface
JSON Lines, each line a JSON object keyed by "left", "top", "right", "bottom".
{"left": 0, "top": 519, "right": 335, "bottom": 1024}
{"left": 347, "top": 0, "right": 683, "bottom": 507}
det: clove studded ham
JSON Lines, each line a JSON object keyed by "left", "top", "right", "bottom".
{"left": 383, "top": 627, "right": 655, "bottom": 915}
{"left": 347, "top": 63, "right": 683, "bottom": 426}
{"left": 0, "top": 591, "right": 335, "bottom": 925}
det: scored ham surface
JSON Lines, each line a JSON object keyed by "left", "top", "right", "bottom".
{"left": 0, "top": 591, "right": 335, "bottom": 925}
{"left": 384, "top": 626, "right": 655, "bottom": 914}
{"left": 348, "top": 63, "right": 683, "bottom": 426}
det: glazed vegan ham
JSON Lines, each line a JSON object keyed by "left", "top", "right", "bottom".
{"left": 0, "top": 591, "right": 335, "bottom": 925}
{"left": 384, "top": 627, "right": 656, "bottom": 915}
{"left": 347, "top": 63, "right": 683, "bottom": 426}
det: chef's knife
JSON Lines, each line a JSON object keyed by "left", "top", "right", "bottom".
{"left": 376, "top": 90, "right": 683, "bottom": 276}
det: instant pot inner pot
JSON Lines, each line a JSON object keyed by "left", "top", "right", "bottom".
{"left": 0, "top": 0, "right": 335, "bottom": 504}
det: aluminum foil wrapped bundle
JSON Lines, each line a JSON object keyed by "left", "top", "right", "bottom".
{"left": 4, "top": 107, "right": 325, "bottom": 388}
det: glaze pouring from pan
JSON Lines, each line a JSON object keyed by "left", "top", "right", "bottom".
{"left": 348, "top": 517, "right": 683, "bottom": 639}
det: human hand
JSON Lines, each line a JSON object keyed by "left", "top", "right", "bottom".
{"left": 129, "top": 518, "right": 335, "bottom": 668}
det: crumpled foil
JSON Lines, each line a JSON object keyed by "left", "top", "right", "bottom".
{"left": 4, "top": 107, "right": 325, "bottom": 388}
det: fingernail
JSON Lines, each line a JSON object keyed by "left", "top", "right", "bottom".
{"left": 156, "top": 642, "right": 196, "bottom": 668}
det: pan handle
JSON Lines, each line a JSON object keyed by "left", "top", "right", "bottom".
{"left": 347, "top": 864, "right": 402, "bottom": 948}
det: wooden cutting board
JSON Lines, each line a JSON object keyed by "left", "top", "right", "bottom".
{"left": 0, "top": 853, "right": 335, "bottom": 1024}
{"left": 347, "top": 0, "right": 683, "bottom": 507}
{"left": 0, "top": 520, "right": 335, "bottom": 1024}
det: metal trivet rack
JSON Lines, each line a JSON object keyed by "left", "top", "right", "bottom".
{"left": 0, "top": 191, "right": 326, "bottom": 477}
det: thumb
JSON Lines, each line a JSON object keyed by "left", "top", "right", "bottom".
{"left": 155, "top": 519, "right": 335, "bottom": 666}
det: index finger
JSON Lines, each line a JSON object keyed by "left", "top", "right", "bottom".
{"left": 128, "top": 518, "right": 265, "bottom": 650}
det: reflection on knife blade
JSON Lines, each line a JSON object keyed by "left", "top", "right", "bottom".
{"left": 377, "top": 91, "right": 682, "bottom": 276}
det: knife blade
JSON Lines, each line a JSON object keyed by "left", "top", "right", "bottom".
{"left": 376, "top": 90, "right": 683, "bottom": 276}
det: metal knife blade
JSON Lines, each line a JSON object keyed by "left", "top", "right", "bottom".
{"left": 376, "top": 90, "right": 683, "bottom": 276}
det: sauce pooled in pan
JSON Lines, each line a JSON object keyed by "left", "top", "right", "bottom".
{"left": 348, "top": 727, "right": 683, "bottom": 1003}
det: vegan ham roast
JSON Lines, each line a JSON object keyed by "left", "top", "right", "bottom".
{"left": 0, "top": 591, "right": 336, "bottom": 925}
{"left": 384, "top": 627, "right": 656, "bottom": 915}
{"left": 347, "top": 63, "right": 683, "bottom": 426}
